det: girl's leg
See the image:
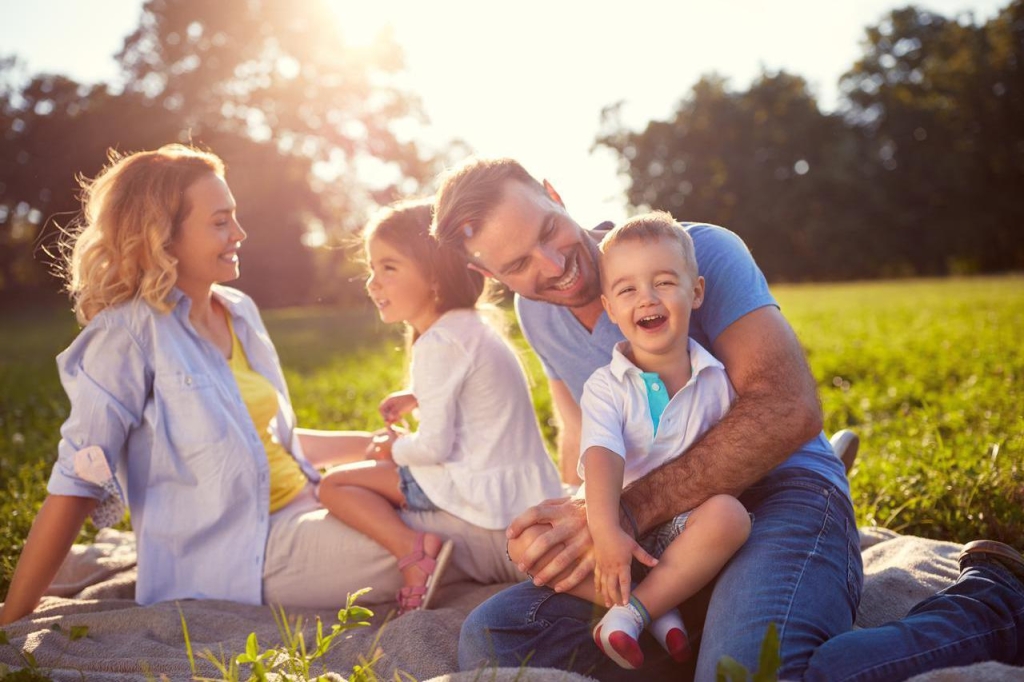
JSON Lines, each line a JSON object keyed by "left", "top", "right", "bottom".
{"left": 317, "top": 461, "right": 445, "bottom": 591}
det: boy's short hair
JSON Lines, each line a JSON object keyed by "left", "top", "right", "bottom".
{"left": 599, "top": 211, "right": 698, "bottom": 279}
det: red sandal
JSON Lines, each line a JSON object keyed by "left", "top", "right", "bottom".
{"left": 396, "top": 534, "right": 455, "bottom": 614}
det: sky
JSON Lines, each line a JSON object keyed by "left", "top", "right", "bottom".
{"left": 0, "top": 0, "right": 1008, "bottom": 226}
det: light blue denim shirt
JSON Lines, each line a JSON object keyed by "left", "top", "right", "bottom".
{"left": 47, "top": 285, "right": 320, "bottom": 606}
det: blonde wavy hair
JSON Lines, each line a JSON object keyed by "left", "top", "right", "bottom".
{"left": 60, "top": 144, "right": 225, "bottom": 325}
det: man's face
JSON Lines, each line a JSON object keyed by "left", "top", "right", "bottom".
{"left": 464, "top": 180, "right": 602, "bottom": 308}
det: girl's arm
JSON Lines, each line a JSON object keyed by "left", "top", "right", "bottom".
{"left": 294, "top": 428, "right": 375, "bottom": 468}
{"left": 379, "top": 390, "right": 417, "bottom": 425}
{"left": 0, "top": 495, "right": 97, "bottom": 625}
{"left": 390, "top": 334, "right": 471, "bottom": 467}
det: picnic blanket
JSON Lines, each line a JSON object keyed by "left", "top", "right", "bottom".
{"left": 1, "top": 527, "right": 1021, "bottom": 681}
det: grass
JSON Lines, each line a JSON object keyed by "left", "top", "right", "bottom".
{"left": 1, "top": 276, "right": 1023, "bottom": 602}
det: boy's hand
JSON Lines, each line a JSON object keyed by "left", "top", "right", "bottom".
{"left": 593, "top": 528, "right": 658, "bottom": 607}
{"left": 379, "top": 391, "right": 417, "bottom": 425}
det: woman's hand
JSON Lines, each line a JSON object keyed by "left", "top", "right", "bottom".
{"left": 379, "top": 391, "right": 417, "bottom": 425}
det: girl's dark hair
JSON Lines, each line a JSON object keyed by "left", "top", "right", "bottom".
{"left": 364, "top": 198, "right": 485, "bottom": 314}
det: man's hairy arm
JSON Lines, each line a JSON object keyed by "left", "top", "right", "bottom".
{"left": 507, "top": 306, "right": 822, "bottom": 591}
{"left": 623, "top": 306, "right": 823, "bottom": 534}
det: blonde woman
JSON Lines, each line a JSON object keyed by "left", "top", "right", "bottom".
{"left": 0, "top": 145, "right": 523, "bottom": 625}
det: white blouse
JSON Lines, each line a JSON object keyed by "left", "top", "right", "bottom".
{"left": 391, "top": 309, "right": 563, "bottom": 530}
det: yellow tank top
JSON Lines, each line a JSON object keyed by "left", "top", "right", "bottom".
{"left": 227, "top": 317, "right": 308, "bottom": 512}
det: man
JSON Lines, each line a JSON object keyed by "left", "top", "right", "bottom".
{"left": 431, "top": 156, "right": 1024, "bottom": 681}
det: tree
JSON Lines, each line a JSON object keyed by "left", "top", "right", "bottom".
{"left": 1, "top": 0, "right": 445, "bottom": 307}
{"left": 840, "top": 1, "right": 1024, "bottom": 274}
{"left": 596, "top": 71, "right": 870, "bottom": 280}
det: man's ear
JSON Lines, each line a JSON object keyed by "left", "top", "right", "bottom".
{"left": 542, "top": 179, "right": 565, "bottom": 207}
{"left": 467, "top": 261, "right": 494, "bottom": 279}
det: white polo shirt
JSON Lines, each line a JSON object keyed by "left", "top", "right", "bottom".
{"left": 578, "top": 338, "right": 736, "bottom": 487}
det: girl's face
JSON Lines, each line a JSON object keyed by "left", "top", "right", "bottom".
{"left": 168, "top": 173, "right": 246, "bottom": 295}
{"left": 365, "top": 235, "right": 441, "bottom": 335}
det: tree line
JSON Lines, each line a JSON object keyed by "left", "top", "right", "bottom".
{"left": 597, "top": 1, "right": 1024, "bottom": 281}
{"left": 2, "top": 1, "right": 1022, "bottom": 310}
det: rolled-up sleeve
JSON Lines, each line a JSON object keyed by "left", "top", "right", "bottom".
{"left": 47, "top": 315, "right": 150, "bottom": 507}
{"left": 391, "top": 332, "right": 470, "bottom": 467}
{"left": 578, "top": 370, "right": 626, "bottom": 479}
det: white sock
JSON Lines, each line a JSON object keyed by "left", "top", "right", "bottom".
{"left": 593, "top": 597, "right": 651, "bottom": 669}
{"left": 649, "top": 608, "right": 691, "bottom": 662}
{"left": 600, "top": 602, "right": 646, "bottom": 640}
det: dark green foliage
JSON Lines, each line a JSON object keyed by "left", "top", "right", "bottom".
{"left": 596, "top": 1, "right": 1024, "bottom": 281}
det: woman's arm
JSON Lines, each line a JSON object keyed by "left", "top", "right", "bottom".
{"left": 294, "top": 428, "right": 374, "bottom": 468}
{"left": 0, "top": 495, "right": 97, "bottom": 625}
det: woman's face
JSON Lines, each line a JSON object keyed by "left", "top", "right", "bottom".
{"left": 169, "top": 173, "right": 246, "bottom": 293}
{"left": 364, "top": 235, "right": 439, "bottom": 334}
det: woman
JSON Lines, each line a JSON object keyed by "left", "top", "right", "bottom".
{"left": 0, "top": 144, "right": 522, "bottom": 625}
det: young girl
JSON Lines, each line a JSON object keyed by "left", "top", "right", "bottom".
{"left": 317, "top": 199, "right": 562, "bottom": 615}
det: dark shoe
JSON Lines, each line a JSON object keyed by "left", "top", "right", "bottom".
{"left": 959, "top": 540, "right": 1024, "bottom": 583}
{"left": 829, "top": 430, "right": 859, "bottom": 474}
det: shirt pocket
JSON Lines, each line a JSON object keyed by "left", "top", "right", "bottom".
{"left": 154, "top": 370, "right": 229, "bottom": 455}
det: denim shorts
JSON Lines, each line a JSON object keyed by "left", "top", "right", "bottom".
{"left": 397, "top": 466, "right": 440, "bottom": 512}
{"left": 632, "top": 510, "right": 692, "bottom": 580}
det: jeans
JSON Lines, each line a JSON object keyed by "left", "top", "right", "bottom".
{"left": 803, "top": 557, "right": 1024, "bottom": 680}
{"left": 461, "top": 466, "right": 1024, "bottom": 680}
{"left": 460, "top": 468, "right": 864, "bottom": 681}
{"left": 397, "top": 465, "right": 440, "bottom": 512}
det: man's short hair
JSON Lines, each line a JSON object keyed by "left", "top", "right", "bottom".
{"left": 599, "top": 211, "right": 698, "bottom": 279}
{"left": 432, "top": 157, "right": 547, "bottom": 255}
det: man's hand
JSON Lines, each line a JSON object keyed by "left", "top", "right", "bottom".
{"left": 506, "top": 496, "right": 594, "bottom": 592}
{"left": 593, "top": 527, "right": 657, "bottom": 607}
{"left": 378, "top": 391, "right": 417, "bottom": 425}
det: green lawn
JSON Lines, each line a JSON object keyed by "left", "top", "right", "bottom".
{"left": 1, "top": 276, "right": 1022, "bottom": 599}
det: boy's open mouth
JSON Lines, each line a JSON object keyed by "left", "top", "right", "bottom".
{"left": 636, "top": 314, "right": 667, "bottom": 330}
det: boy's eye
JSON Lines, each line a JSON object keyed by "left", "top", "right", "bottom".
{"left": 656, "top": 280, "right": 675, "bottom": 287}
{"left": 617, "top": 286, "right": 635, "bottom": 296}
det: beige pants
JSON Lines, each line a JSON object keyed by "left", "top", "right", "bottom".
{"left": 262, "top": 486, "right": 523, "bottom": 609}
